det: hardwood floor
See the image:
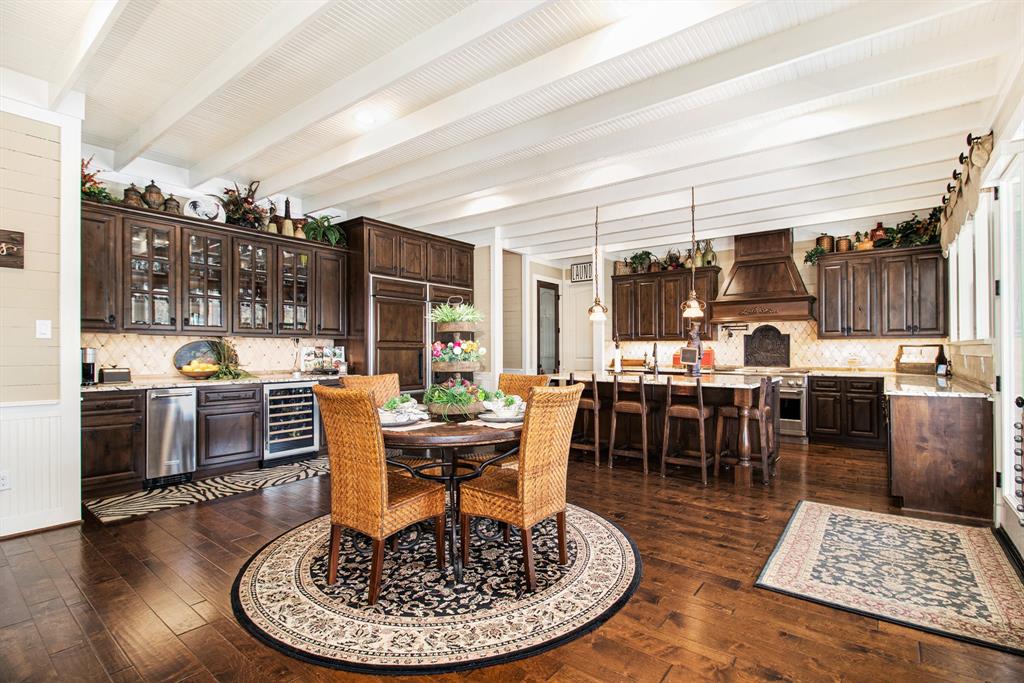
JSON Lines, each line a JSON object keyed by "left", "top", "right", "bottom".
{"left": 2, "top": 442, "right": 1022, "bottom": 682}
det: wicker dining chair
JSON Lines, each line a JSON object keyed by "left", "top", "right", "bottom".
{"left": 459, "top": 383, "right": 584, "bottom": 591}
{"left": 498, "top": 373, "right": 551, "bottom": 399}
{"left": 342, "top": 373, "right": 401, "bottom": 407}
{"left": 313, "top": 386, "right": 446, "bottom": 604}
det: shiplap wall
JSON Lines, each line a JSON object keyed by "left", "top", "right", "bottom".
{"left": 502, "top": 250, "right": 522, "bottom": 368}
{"left": 472, "top": 245, "right": 491, "bottom": 373}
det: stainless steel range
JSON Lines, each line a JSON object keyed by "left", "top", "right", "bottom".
{"left": 718, "top": 366, "right": 809, "bottom": 440}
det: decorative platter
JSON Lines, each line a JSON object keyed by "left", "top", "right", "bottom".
{"left": 477, "top": 412, "right": 525, "bottom": 423}
{"left": 183, "top": 197, "right": 226, "bottom": 222}
{"left": 379, "top": 413, "right": 427, "bottom": 428}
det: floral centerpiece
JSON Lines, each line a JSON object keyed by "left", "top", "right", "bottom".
{"left": 423, "top": 378, "right": 485, "bottom": 419}
{"left": 431, "top": 339, "right": 485, "bottom": 362}
{"left": 430, "top": 302, "right": 484, "bottom": 333}
{"left": 211, "top": 181, "right": 271, "bottom": 230}
{"left": 81, "top": 156, "right": 114, "bottom": 203}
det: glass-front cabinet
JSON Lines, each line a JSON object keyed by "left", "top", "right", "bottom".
{"left": 277, "top": 246, "right": 314, "bottom": 335}
{"left": 181, "top": 228, "right": 227, "bottom": 333}
{"left": 232, "top": 238, "right": 275, "bottom": 335}
{"left": 123, "top": 219, "right": 178, "bottom": 331}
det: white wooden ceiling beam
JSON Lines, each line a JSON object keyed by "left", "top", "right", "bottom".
{"left": 112, "top": 0, "right": 332, "bottom": 171}
{"left": 48, "top": 0, "right": 129, "bottom": 109}
{"left": 187, "top": 0, "right": 550, "bottom": 187}
{"left": 304, "top": 0, "right": 984, "bottom": 211}
{"left": 261, "top": 0, "right": 752, "bottom": 197}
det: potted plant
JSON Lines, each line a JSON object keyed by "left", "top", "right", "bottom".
{"left": 302, "top": 214, "right": 346, "bottom": 246}
{"left": 430, "top": 339, "right": 486, "bottom": 371}
{"left": 424, "top": 378, "right": 485, "bottom": 420}
{"left": 804, "top": 245, "right": 827, "bottom": 265}
{"left": 627, "top": 250, "right": 654, "bottom": 273}
{"left": 211, "top": 181, "right": 270, "bottom": 230}
{"left": 81, "top": 156, "right": 114, "bottom": 203}
{"left": 430, "top": 302, "right": 484, "bottom": 333}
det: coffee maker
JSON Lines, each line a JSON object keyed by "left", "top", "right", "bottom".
{"left": 81, "top": 347, "right": 97, "bottom": 386}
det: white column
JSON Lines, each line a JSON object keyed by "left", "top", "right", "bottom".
{"left": 488, "top": 227, "right": 503, "bottom": 390}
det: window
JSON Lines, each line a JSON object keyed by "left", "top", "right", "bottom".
{"left": 946, "top": 190, "right": 995, "bottom": 342}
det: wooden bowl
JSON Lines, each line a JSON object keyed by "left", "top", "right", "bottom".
{"left": 178, "top": 369, "right": 218, "bottom": 380}
{"left": 427, "top": 401, "right": 485, "bottom": 419}
{"left": 435, "top": 321, "right": 485, "bottom": 334}
{"left": 431, "top": 360, "right": 483, "bottom": 372}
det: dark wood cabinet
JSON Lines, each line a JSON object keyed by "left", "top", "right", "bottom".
{"left": 809, "top": 376, "right": 886, "bottom": 449}
{"left": 196, "top": 387, "right": 262, "bottom": 474}
{"left": 232, "top": 237, "right": 276, "bottom": 335}
{"left": 276, "top": 245, "right": 314, "bottom": 335}
{"left": 122, "top": 217, "right": 179, "bottom": 332}
{"left": 451, "top": 246, "right": 473, "bottom": 288}
{"left": 374, "top": 294, "right": 427, "bottom": 392}
{"left": 427, "top": 242, "right": 450, "bottom": 284}
{"left": 315, "top": 251, "right": 347, "bottom": 337}
{"left": 81, "top": 209, "right": 120, "bottom": 331}
{"left": 180, "top": 227, "right": 228, "bottom": 333}
{"left": 819, "top": 246, "right": 945, "bottom": 339}
{"left": 367, "top": 225, "right": 400, "bottom": 276}
{"left": 612, "top": 267, "right": 719, "bottom": 341}
{"left": 81, "top": 391, "right": 146, "bottom": 497}
{"left": 400, "top": 235, "right": 427, "bottom": 280}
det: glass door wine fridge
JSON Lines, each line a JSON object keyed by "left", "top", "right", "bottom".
{"left": 263, "top": 382, "right": 319, "bottom": 461}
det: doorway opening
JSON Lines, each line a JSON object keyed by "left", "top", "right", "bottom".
{"left": 537, "top": 281, "right": 560, "bottom": 374}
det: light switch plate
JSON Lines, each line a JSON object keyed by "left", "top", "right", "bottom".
{"left": 0, "top": 471, "right": 10, "bottom": 492}
{"left": 35, "top": 320, "right": 52, "bottom": 339}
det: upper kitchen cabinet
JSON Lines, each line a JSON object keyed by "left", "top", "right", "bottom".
{"left": 819, "top": 245, "right": 946, "bottom": 339}
{"left": 232, "top": 236, "right": 276, "bottom": 335}
{"left": 314, "top": 251, "right": 347, "bottom": 337}
{"left": 123, "top": 217, "right": 179, "bottom": 332}
{"left": 181, "top": 227, "right": 228, "bottom": 334}
{"left": 357, "top": 216, "right": 474, "bottom": 288}
{"left": 612, "top": 267, "right": 719, "bottom": 341}
{"left": 450, "top": 245, "right": 473, "bottom": 288}
{"left": 367, "top": 224, "right": 401, "bottom": 276}
{"left": 81, "top": 209, "right": 120, "bottom": 331}
{"left": 399, "top": 235, "right": 427, "bottom": 280}
{"left": 276, "top": 245, "right": 314, "bottom": 336}
{"left": 427, "top": 242, "right": 450, "bottom": 284}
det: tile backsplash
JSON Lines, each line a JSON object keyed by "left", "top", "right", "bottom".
{"left": 81, "top": 333, "right": 338, "bottom": 376}
{"left": 611, "top": 320, "right": 944, "bottom": 370}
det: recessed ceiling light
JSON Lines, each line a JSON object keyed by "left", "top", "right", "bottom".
{"left": 354, "top": 108, "right": 377, "bottom": 129}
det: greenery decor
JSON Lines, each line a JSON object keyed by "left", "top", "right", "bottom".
{"left": 479, "top": 388, "right": 517, "bottom": 407}
{"left": 382, "top": 394, "right": 415, "bottom": 411}
{"left": 211, "top": 181, "right": 270, "bottom": 230}
{"left": 627, "top": 250, "right": 655, "bottom": 273}
{"left": 431, "top": 339, "right": 485, "bottom": 362}
{"left": 804, "top": 245, "right": 827, "bottom": 265}
{"left": 877, "top": 208, "right": 941, "bottom": 249}
{"left": 81, "top": 156, "right": 114, "bottom": 203}
{"left": 424, "top": 378, "right": 484, "bottom": 419}
{"left": 209, "top": 339, "right": 252, "bottom": 380}
{"left": 429, "top": 302, "right": 483, "bottom": 324}
{"left": 303, "top": 214, "right": 346, "bottom": 246}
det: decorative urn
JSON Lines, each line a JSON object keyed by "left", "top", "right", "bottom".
{"left": 142, "top": 180, "right": 164, "bottom": 209}
{"left": 122, "top": 183, "right": 145, "bottom": 208}
{"left": 162, "top": 194, "right": 181, "bottom": 214}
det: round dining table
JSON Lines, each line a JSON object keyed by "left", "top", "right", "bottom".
{"left": 382, "top": 420, "right": 522, "bottom": 581}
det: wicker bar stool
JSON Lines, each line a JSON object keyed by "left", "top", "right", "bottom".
{"left": 313, "top": 386, "right": 446, "bottom": 605}
{"left": 660, "top": 376, "right": 714, "bottom": 484}
{"left": 566, "top": 372, "right": 601, "bottom": 466}
{"left": 714, "top": 377, "right": 781, "bottom": 485}
{"left": 498, "top": 372, "right": 551, "bottom": 399}
{"left": 608, "top": 374, "right": 651, "bottom": 474}
{"left": 459, "top": 383, "right": 584, "bottom": 591}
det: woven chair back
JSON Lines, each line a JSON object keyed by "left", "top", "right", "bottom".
{"left": 498, "top": 373, "right": 551, "bottom": 399}
{"left": 343, "top": 373, "right": 400, "bottom": 408}
{"left": 313, "top": 386, "right": 388, "bottom": 537}
{"left": 516, "top": 383, "right": 584, "bottom": 524}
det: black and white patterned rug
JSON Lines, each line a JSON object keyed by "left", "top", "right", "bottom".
{"left": 232, "top": 504, "right": 642, "bottom": 674}
{"left": 83, "top": 457, "right": 329, "bottom": 523}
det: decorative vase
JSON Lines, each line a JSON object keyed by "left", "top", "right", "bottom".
{"left": 122, "top": 183, "right": 145, "bottom": 208}
{"left": 703, "top": 239, "right": 717, "bottom": 266}
{"left": 693, "top": 242, "right": 703, "bottom": 267}
{"left": 816, "top": 234, "right": 835, "bottom": 252}
{"left": 281, "top": 198, "right": 294, "bottom": 237}
{"left": 869, "top": 222, "right": 886, "bottom": 241}
{"left": 649, "top": 261, "right": 661, "bottom": 272}
{"left": 683, "top": 249, "right": 693, "bottom": 269}
{"left": 294, "top": 224, "right": 306, "bottom": 239}
{"left": 836, "top": 236, "right": 852, "bottom": 252}
{"left": 142, "top": 180, "right": 164, "bottom": 209}
{"left": 265, "top": 212, "right": 278, "bottom": 234}
{"left": 162, "top": 194, "right": 181, "bottom": 214}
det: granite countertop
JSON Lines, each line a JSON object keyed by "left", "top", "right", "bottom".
{"left": 553, "top": 371, "right": 764, "bottom": 389}
{"left": 881, "top": 374, "right": 992, "bottom": 400}
{"left": 81, "top": 372, "right": 345, "bottom": 393}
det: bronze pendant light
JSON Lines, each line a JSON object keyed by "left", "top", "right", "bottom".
{"left": 587, "top": 206, "right": 608, "bottom": 322}
{"left": 681, "top": 187, "right": 706, "bottom": 319}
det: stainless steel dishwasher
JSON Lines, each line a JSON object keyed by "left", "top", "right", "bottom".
{"left": 146, "top": 387, "right": 197, "bottom": 486}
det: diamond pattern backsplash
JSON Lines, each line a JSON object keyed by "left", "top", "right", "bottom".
{"left": 612, "top": 321, "right": 944, "bottom": 370}
{"left": 81, "top": 333, "right": 338, "bottom": 376}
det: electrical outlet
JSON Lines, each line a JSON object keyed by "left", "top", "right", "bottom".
{"left": 0, "top": 471, "right": 10, "bottom": 492}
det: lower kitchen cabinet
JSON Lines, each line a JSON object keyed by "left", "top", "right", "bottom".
{"left": 197, "top": 386, "right": 262, "bottom": 474}
{"left": 81, "top": 391, "right": 146, "bottom": 497}
{"left": 808, "top": 376, "right": 886, "bottom": 450}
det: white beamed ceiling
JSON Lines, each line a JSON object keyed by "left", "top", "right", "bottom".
{"left": 2, "top": 0, "right": 1020, "bottom": 261}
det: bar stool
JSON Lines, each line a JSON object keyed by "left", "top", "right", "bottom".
{"left": 714, "top": 377, "right": 780, "bottom": 484}
{"left": 608, "top": 374, "right": 651, "bottom": 474}
{"left": 660, "top": 376, "right": 714, "bottom": 485}
{"left": 567, "top": 372, "right": 601, "bottom": 466}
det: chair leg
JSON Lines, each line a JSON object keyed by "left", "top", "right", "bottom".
{"left": 460, "top": 513, "right": 470, "bottom": 568}
{"left": 521, "top": 526, "right": 537, "bottom": 592}
{"left": 640, "top": 411, "right": 649, "bottom": 475}
{"left": 698, "top": 414, "right": 708, "bottom": 487}
{"left": 660, "top": 413, "right": 670, "bottom": 478}
{"left": 608, "top": 410, "right": 617, "bottom": 469}
{"left": 714, "top": 411, "right": 724, "bottom": 478}
{"left": 434, "top": 514, "right": 446, "bottom": 570}
{"left": 389, "top": 534, "right": 399, "bottom": 551}
{"left": 758, "top": 414, "right": 770, "bottom": 486}
{"left": 502, "top": 522, "right": 510, "bottom": 543}
{"left": 592, "top": 407, "right": 601, "bottom": 467}
{"left": 327, "top": 523, "right": 341, "bottom": 585}
{"left": 556, "top": 511, "right": 567, "bottom": 565}
{"left": 368, "top": 538, "right": 385, "bottom": 604}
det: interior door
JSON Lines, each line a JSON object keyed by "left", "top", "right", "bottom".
{"left": 537, "top": 281, "right": 559, "bottom": 374}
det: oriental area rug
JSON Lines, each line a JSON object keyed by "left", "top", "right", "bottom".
{"left": 758, "top": 501, "right": 1024, "bottom": 655}
{"left": 232, "top": 504, "right": 642, "bottom": 674}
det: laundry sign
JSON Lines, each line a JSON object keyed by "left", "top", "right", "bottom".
{"left": 0, "top": 229, "right": 24, "bottom": 269}
{"left": 570, "top": 261, "right": 592, "bottom": 282}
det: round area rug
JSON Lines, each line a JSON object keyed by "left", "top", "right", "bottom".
{"left": 231, "top": 503, "right": 641, "bottom": 674}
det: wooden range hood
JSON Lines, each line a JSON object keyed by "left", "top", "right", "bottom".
{"left": 711, "top": 229, "right": 815, "bottom": 323}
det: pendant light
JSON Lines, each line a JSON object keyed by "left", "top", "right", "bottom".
{"left": 681, "top": 187, "right": 706, "bottom": 319}
{"left": 587, "top": 206, "right": 608, "bottom": 322}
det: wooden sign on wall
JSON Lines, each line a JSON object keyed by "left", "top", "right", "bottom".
{"left": 0, "top": 229, "right": 24, "bottom": 269}
{"left": 570, "top": 261, "right": 592, "bottom": 282}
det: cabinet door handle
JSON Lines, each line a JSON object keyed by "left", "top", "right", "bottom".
{"left": 132, "top": 419, "right": 142, "bottom": 432}
{"left": 107, "top": 314, "right": 116, "bottom": 325}
{"left": 418, "top": 354, "right": 424, "bottom": 382}
{"left": 170, "top": 316, "right": 176, "bottom": 326}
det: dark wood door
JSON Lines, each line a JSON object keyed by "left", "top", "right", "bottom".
{"left": 232, "top": 237, "right": 276, "bottom": 335}
{"left": 809, "top": 383, "right": 843, "bottom": 438}
{"left": 427, "top": 243, "right": 450, "bottom": 284}
{"left": 612, "top": 278, "right": 635, "bottom": 340}
{"left": 400, "top": 235, "right": 427, "bottom": 280}
{"left": 847, "top": 258, "right": 876, "bottom": 337}
{"left": 375, "top": 347, "right": 427, "bottom": 391}
{"left": 844, "top": 393, "right": 881, "bottom": 441}
{"left": 536, "top": 280, "right": 559, "bottom": 374}
{"left": 81, "top": 210, "right": 120, "bottom": 331}
{"left": 817, "top": 261, "right": 846, "bottom": 338}
{"left": 375, "top": 298, "right": 426, "bottom": 344}
{"left": 657, "top": 272, "right": 686, "bottom": 339}
{"left": 276, "top": 245, "right": 314, "bottom": 335}
{"left": 197, "top": 401, "right": 262, "bottom": 473}
{"left": 635, "top": 276, "right": 658, "bottom": 339}
{"left": 450, "top": 245, "right": 473, "bottom": 288}
{"left": 912, "top": 251, "right": 946, "bottom": 336}
{"left": 81, "top": 397, "right": 145, "bottom": 497}
{"left": 314, "top": 251, "right": 347, "bottom": 337}
{"left": 879, "top": 253, "right": 913, "bottom": 336}
{"left": 122, "top": 217, "right": 178, "bottom": 332}
{"left": 368, "top": 226, "right": 400, "bottom": 276}
{"left": 180, "top": 227, "right": 228, "bottom": 333}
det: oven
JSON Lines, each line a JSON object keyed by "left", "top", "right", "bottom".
{"left": 777, "top": 379, "right": 807, "bottom": 439}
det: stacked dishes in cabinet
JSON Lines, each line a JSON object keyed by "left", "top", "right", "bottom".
{"left": 263, "top": 382, "right": 319, "bottom": 460}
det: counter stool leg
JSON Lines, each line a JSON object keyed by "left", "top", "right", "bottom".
{"left": 640, "top": 411, "right": 649, "bottom": 475}
{"left": 592, "top": 408, "right": 601, "bottom": 467}
{"left": 660, "top": 413, "right": 671, "bottom": 478}
{"left": 608, "top": 410, "right": 617, "bottom": 469}
{"left": 698, "top": 414, "right": 708, "bottom": 487}
{"left": 714, "top": 411, "right": 725, "bottom": 478}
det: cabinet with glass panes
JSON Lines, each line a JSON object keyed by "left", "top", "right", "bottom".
{"left": 181, "top": 228, "right": 227, "bottom": 332}
{"left": 277, "top": 246, "right": 313, "bottom": 335}
{"left": 123, "top": 218, "right": 177, "bottom": 331}
{"left": 233, "top": 237, "right": 275, "bottom": 335}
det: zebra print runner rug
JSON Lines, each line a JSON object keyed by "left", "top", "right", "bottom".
{"left": 84, "top": 457, "right": 329, "bottom": 523}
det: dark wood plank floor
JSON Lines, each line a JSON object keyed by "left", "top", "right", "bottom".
{"left": 2, "top": 442, "right": 1022, "bottom": 682}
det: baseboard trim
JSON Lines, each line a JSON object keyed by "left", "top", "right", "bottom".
{"left": 0, "top": 519, "right": 81, "bottom": 541}
{"left": 994, "top": 525, "right": 1024, "bottom": 582}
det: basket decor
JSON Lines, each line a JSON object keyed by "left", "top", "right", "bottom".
{"left": 435, "top": 321, "right": 485, "bottom": 334}
{"left": 431, "top": 360, "right": 484, "bottom": 372}
{"left": 427, "top": 401, "right": 485, "bottom": 419}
